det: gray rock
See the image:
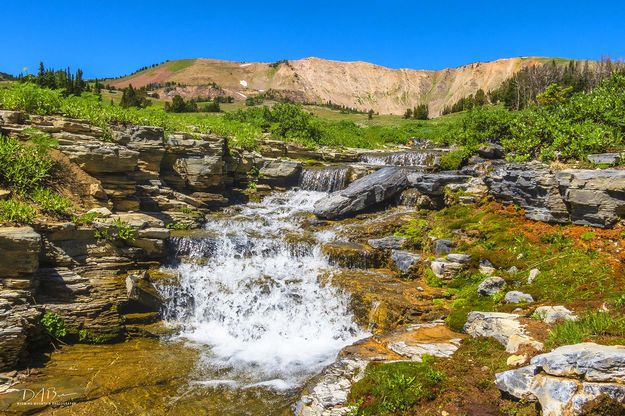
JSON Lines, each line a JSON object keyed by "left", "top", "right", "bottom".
{"left": 477, "top": 276, "right": 506, "bottom": 296}
{"left": 406, "top": 172, "right": 471, "bottom": 196}
{"left": 496, "top": 343, "right": 625, "bottom": 415}
{"left": 556, "top": 169, "right": 625, "bottom": 228}
{"left": 477, "top": 143, "right": 505, "bottom": 159}
{"left": 259, "top": 159, "right": 303, "bottom": 186}
{"left": 464, "top": 311, "right": 543, "bottom": 353}
{"left": 314, "top": 167, "right": 408, "bottom": 219}
{"left": 0, "top": 227, "right": 41, "bottom": 278}
{"left": 433, "top": 239, "right": 453, "bottom": 255}
{"left": 485, "top": 162, "right": 570, "bottom": 224}
{"left": 495, "top": 365, "right": 538, "bottom": 400}
{"left": 587, "top": 153, "right": 621, "bottom": 165}
{"left": 504, "top": 291, "right": 534, "bottom": 304}
{"left": 479, "top": 259, "right": 496, "bottom": 275}
{"left": 528, "top": 268, "right": 540, "bottom": 283}
{"left": 507, "top": 266, "right": 518, "bottom": 274}
{"left": 391, "top": 250, "right": 421, "bottom": 273}
{"left": 531, "top": 343, "right": 625, "bottom": 382}
{"left": 447, "top": 253, "right": 471, "bottom": 264}
{"left": 534, "top": 306, "right": 577, "bottom": 325}
{"left": 430, "top": 259, "right": 464, "bottom": 280}
{"left": 368, "top": 236, "right": 407, "bottom": 250}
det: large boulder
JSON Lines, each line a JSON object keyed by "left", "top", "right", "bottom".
{"left": 496, "top": 343, "right": 625, "bottom": 415}
{"left": 314, "top": 167, "right": 408, "bottom": 219}
{"left": 259, "top": 159, "right": 302, "bottom": 186}
{"left": 485, "top": 162, "right": 570, "bottom": 223}
{"left": 556, "top": 169, "right": 625, "bottom": 227}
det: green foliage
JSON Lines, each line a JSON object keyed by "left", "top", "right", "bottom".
{"left": 31, "top": 187, "right": 72, "bottom": 215}
{"left": 22, "top": 128, "right": 59, "bottom": 150}
{"left": 546, "top": 311, "right": 625, "bottom": 348}
{"left": 166, "top": 221, "right": 191, "bottom": 230}
{"left": 165, "top": 95, "right": 198, "bottom": 113}
{"left": 0, "top": 82, "right": 63, "bottom": 114}
{"left": 120, "top": 84, "right": 151, "bottom": 108}
{"left": 95, "top": 219, "right": 137, "bottom": 242}
{"left": 0, "top": 199, "right": 36, "bottom": 223}
{"left": 72, "top": 211, "right": 102, "bottom": 225}
{"left": 349, "top": 357, "right": 443, "bottom": 415}
{"left": 0, "top": 135, "right": 53, "bottom": 192}
{"left": 439, "top": 148, "right": 473, "bottom": 170}
{"left": 394, "top": 218, "right": 428, "bottom": 247}
{"left": 537, "top": 83, "right": 574, "bottom": 106}
{"left": 41, "top": 311, "right": 67, "bottom": 339}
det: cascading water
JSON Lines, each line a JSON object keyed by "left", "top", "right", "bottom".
{"left": 299, "top": 166, "right": 349, "bottom": 192}
{"left": 161, "top": 190, "right": 365, "bottom": 390}
{"left": 361, "top": 151, "right": 433, "bottom": 167}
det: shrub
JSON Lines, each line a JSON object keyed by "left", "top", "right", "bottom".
{"left": 0, "top": 82, "right": 62, "bottom": 114}
{"left": 31, "top": 187, "right": 72, "bottom": 215}
{"left": 439, "top": 148, "right": 473, "bottom": 171}
{"left": 0, "top": 199, "right": 36, "bottom": 223}
{"left": 0, "top": 135, "right": 53, "bottom": 192}
{"left": 41, "top": 311, "right": 67, "bottom": 338}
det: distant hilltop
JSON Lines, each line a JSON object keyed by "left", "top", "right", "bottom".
{"left": 106, "top": 56, "right": 587, "bottom": 116}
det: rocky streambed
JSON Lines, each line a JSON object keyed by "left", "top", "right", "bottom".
{"left": 2, "top": 110, "right": 625, "bottom": 415}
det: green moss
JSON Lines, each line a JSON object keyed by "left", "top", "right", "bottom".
{"left": 348, "top": 357, "right": 443, "bottom": 415}
{"left": 394, "top": 218, "right": 428, "bottom": 247}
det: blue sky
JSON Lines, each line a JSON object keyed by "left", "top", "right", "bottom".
{"left": 4, "top": 1, "right": 625, "bottom": 78}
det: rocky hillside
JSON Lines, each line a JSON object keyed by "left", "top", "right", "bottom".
{"left": 108, "top": 56, "right": 575, "bottom": 116}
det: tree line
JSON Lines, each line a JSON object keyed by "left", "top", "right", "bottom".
{"left": 403, "top": 104, "right": 429, "bottom": 120}
{"left": 18, "top": 62, "right": 89, "bottom": 96}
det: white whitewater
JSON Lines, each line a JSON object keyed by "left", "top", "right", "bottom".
{"left": 162, "top": 190, "right": 365, "bottom": 389}
{"left": 299, "top": 166, "right": 349, "bottom": 192}
{"left": 361, "top": 151, "right": 431, "bottom": 166}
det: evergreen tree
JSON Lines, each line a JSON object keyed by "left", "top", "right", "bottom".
{"left": 413, "top": 104, "right": 429, "bottom": 120}
{"left": 403, "top": 108, "right": 413, "bottom": 119}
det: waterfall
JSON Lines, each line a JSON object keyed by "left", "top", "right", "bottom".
{"left": 161, "top": 190, "right": 365, "bottom": 389}
{"left": 299, "top": 166, "right": 349, "bottom": 192}
{"left": 361, "top": 151, "right": 433, "bottom": 167}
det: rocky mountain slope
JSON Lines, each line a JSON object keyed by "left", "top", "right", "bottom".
{"left": 108, "top": 56, "right": 574, "bottom": 116}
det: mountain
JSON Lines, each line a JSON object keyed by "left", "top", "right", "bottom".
{"left": 107, "top": 56, "right": 576, "bottom": 116}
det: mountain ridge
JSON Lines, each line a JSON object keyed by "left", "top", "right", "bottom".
{"left": 108, "top": 56, "right": 584, "bottom": 116}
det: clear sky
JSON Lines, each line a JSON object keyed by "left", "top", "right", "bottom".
{"left": 4, "top": 1, "right": 625, "bottom": 78}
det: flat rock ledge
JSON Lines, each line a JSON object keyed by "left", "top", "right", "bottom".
{"left": 496, "top": 343, "right": 625, "bottom": 415}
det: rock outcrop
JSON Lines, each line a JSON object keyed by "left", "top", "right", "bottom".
{"left": 496, "top": 343, "right": 625, "bottom": 415}
{"left": 0, "top": 227, "right": 42, "bottom": 370}
{"left": 314, "top": 167, "right": 408, "bottom": 219}
{"left": 485, "top": 162, "right": 570, "bottom": 223}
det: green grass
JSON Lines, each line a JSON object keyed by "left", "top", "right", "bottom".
{"left": 546, "top": 311, "right": 625, "bottom": 348}
{"left": 165, "top": 59, "right": 197, "bottom": 72}
{"left": 348, "top": 357, "right": 443, "bottom": 415}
